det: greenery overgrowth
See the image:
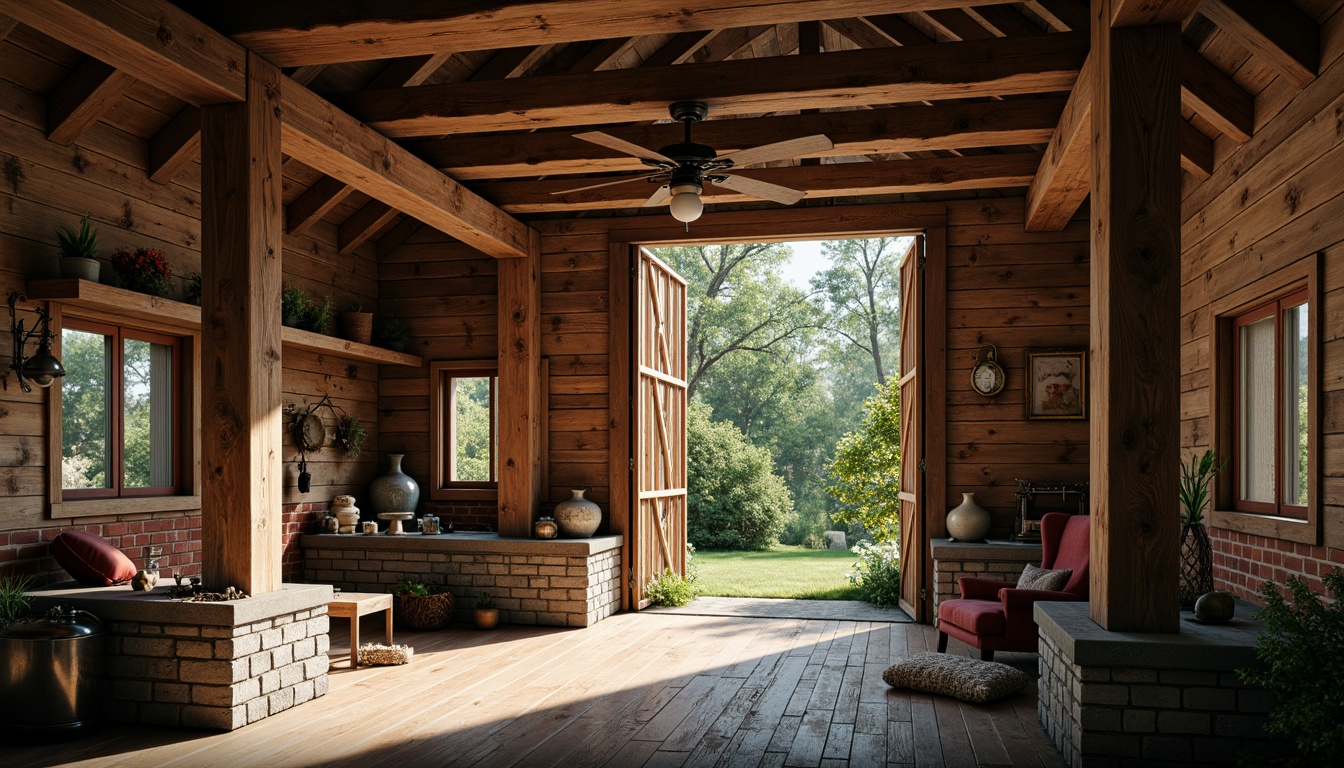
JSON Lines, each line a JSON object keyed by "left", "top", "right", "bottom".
{"left": 1179, "top": 449, "right": 1225, "bottom": 525}
{"left": 687, "top": 401, "right": 793, "bottom": 550}
{"left": 55, "top": 216, "right": 98, "bottom": 260}
{"left": 393, "top": 576, "right": 440, "bottom": 597}
{"left": 304, "top": 294, "right": 335, "bottom": 334}
{"left": 1238, "top": 571, "right": 1344, "bottom": 764}
{"left": 334, "top": 414, "right": 365, "bottom": 457}
{"left": 0, "top": 573, "right": 36, "bottom": 626}
{"left": 848, "top": 540, "right": 902, "bottom": 607}
{"left": 377, "top": 317, "right": 412, "bottom": 346}
{"left": 475, "top": 591, "right": 495, "bottom": 609}
{"left": 282, "top": 284, "right": 311, "bottom": 320}
{"left": 827, "top": 380, "right": 902, "bottom": 543}
{"left": 644, "top": 569, "right": 696, "bottom": 607}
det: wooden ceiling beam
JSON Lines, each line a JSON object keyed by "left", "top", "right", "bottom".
{"left": 1180, "top": 43, "right": 1252, "bottom": 143}
{"left": 189, "top": 0, "right": 1023, "bottom": 66}
{"left": 46, "top": 57, "right": 138, "bottom": 145}
{"left": 286, "top": 174, "right": 354, "bottom": 237}
{"left": 639, "top": 30, "right": 718, "bottom": 67}
{"left": 148, "top": 106, "right": 201, "bottom": 183}
{"left": 338, "top": 201, "right": 398, "bottom": 255}
{"left": 1025, "top": 53, "right": 1092, "bottom": 231}
{"left": 863, "top": 14, "right": 937, "bottom": 45}
{"left": 377, "top": 216, "right": 421, "bottom": 259}
{"left": 473, "top": 152, "right": 1042, "bottom": 213}
{"left": 365, "top": 53, "right": 452, "bottom": 89}
{"left": 0, "top": 0, "right": 244, "bottom": 105}
{"left": 922, "top": 9, "right": 996, "bottom": 40}
{"left": 1109, "top": 0, "right": 1203, "bottom": 26}
{"left": 824, "top": 18, "right": 899, "bottom": 49}
{"left": 413, "top": 97, "right": 1065, "bottom": 180}
{"left": 335, "top": 33, "right": 1088, "bottom": 138}
{"left": 280, "top": 78, "right": 535, "bottom": 259}
{"left": 1199, "top": 0, "right": 1318, "bottom": 88}
{"left": 0, "top": 14, "right": 17, "bottom": 43}
{"left": 1179, "top": 120, "right": 1214, "bottom": 179}
{"left": 969, "top": 6, "right": 1046, "bottom": 37}
{"left": 1025, "top": 0, "right": 1089, "bottom": 32}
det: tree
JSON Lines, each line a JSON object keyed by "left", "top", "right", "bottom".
{"left": 812, "top": 236, "right": 908, "bottom": 384}
{"left": 654, "top": 243, "right": 821, "bottom": 399}
{"left": 827, "top": 380, "right": 902, "bottom": 543}
{"left": 686, "top": 402, "right": 793, "bottom": 550}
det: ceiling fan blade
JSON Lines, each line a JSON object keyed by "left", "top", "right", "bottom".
{"left": 642, "top": 185, "right": 672, "bottom": 208}
{"left": 574, "top": 131, "right": 676, "bottom": 164}
{"left": 717, "top": 134, "right": 834, "bottom": 168}
{"left": 550, "top": 174, "right": 654, "bottom": 196}
{"left": 713, "top": 174, "right": 807, "bottom": 206}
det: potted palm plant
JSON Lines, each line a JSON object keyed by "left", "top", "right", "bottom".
{"left": 54, "top": 216, "right": 101, "bottom": 281}
{"left": 1179, "top": 449, "right": 1225, "bottom": 607}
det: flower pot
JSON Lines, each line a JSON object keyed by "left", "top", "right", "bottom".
{"left": 282, "top": 315, "right": 303, "bottom": 328}
{"left": 945, "top": 492, "right": 991, "bottom": 542}
{"left": 369, "top": 454, "right": 420, "bottom": 515}
{"left": 60, "top": 257, "right": 100, "bottom": 282}
{"left": 473, "top": 608, "right": 499, "bottom": 631}
{"left": 338, "top": 311, "right": 373, "bottom": 345}
{"left": 1179, "top": 522, "right": 1213, "bottom": 608}
{"left": 554, "top": 489, "right": 601, "bottom": 538}
{"left": 394, "top": 592, "right": 454, "bottom": 630}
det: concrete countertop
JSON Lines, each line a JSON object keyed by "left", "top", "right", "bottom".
{"left": 301, "top": 531, "right": 623, "bottom": 557}
{"left": 1035, "top": 599, "right": 1264, "bottom": 670}
{"left": 930, "top": 538, "right": 1043, "bottom": 559}
{"left": 25, "top": 582, "right": 333, "bottom": 626}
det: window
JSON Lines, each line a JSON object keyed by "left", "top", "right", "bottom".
{"left": 1233, "top": 291, "right": 1308, "bottom": 518}
{"left": 429, "top": 361, "right": 498, "bottom": 499}
{"left": 60, "top": 320, "right": 182, "bottom": 499}
{"left": 1208, "top": 255, "right": 1318, "bottom": 544}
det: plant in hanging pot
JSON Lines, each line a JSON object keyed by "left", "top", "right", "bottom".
{"left": 110, "top": 246, "right": 173, "bottom": 296}
{"left": 334, "top": 414, "right": 365, "bottom": 457}
{"left": 281, "top": 285, "right": 311, "bottom": 328}
{"left": 1178, "top": 449, "right": 1226, "bottom": 607}
{"left": 338, "top": 300, "right": 374, "bottom": 345}
{"left": 392, "top": 576, "right": 454, "bottom": 631}
{"left": 54, "top": 216, "right": 101, "bottom": 281}
{"left": 473, "top": 591, "right": 499, "bottom": 630}
{"left": 376, "top": 316, "right": 412, "bottom": 352}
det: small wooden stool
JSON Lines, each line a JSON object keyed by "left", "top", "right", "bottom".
{"left": 327, "top": 592, "right": 394, "bottom": 668}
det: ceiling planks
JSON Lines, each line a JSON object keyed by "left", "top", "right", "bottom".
{"left": 186, "top": 0, "right": 1024, "bottom": 66}
{"left": 334, "top": 33, "right": 1087, "bottom": 138}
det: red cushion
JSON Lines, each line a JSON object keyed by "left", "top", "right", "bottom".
{"left": 51, "top": 530, "right": 137, "bottom": 586}
{"left": 938, "top": 598, "right": 1006, "bottom": 636}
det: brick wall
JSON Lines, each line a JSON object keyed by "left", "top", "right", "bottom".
{"left": 418, "top": 499, "right": 500, "bottom": 531}
{"left": 1211, "top": 527, "right": 1344, "bottom": 603}
{"left": 1, "top": 518, "right": 202, "bottom": 586}
{"left": 930, "top": 540, "right": 1041, "bottom": 620}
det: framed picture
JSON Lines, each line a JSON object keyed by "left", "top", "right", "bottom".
{"left": 1025, "top": 349, "right": 1087, "bottom": 420}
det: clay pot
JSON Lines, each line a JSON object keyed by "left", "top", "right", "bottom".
{"left": 946, "top": 492, "right": 991, "bottom": 542}
{"left": 60, "top": 257, "right": 100, "bottom": 282}
{"left": 473, "top": 608, "right": 499, "bottom": 630}
{"left": 332, "top": 495, "right": 361, "bottom": 534}
{"left": 338, "top": 311, "right": 373, "bottom": 345}
{"left": 554, "top": 489, "right": 601, "bottom": 538}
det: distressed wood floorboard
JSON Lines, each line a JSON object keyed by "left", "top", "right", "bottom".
{"left": 2, "top": 612, "right": 1063, "bottom": 768}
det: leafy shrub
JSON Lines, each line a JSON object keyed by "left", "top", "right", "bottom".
{"left": 645, "top": 569, "right": 696, "bottom": 607}
{"left": 801, "top": 533, "right": 827, "bottom": 551}
{"left": 848, "top": 540, "right": 901, "bottom": 607}
{"left": 687, "top": 401, "right": 793, "bottom": 550}
{"left": 827, "top": 380, "right": 901, "bottom": 543}
{"left": 1238, "top": 571, "right": 1344, "bottom": 763}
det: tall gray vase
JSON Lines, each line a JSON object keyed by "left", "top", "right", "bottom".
{"left": 369, "top": 453, "right": 420, "bottom": 515}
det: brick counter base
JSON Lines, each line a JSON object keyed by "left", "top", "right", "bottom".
{"left": 930, "top": 539, "right": 1042, "bottom": 621}
{"left": 302, "top": 533, "right": 623, "bottom": 627}
{"left": 28, "top": 584, "right": 332, "bottom": 731}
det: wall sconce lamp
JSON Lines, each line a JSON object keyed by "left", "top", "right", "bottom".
{"left": 5, "top": 291, "right": 65, "bottom": 392}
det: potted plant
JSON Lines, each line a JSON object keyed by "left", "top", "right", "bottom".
{"left": 473, "top": 591, "right": 499, "bottom": 630}
{"left": 110, "top": 246, "right": 173, "bottom": 296}
{"left": 338, "top": 300, "right": 373, "bottom": 345}
{"left": 377, "top": 316, "right": 412, "bottom": 352}
{"left": 54, "top": 216, "right": 101, "bottom": 281}
{"left": 0, "top": 573, "right": 35, "bottom": 628}
{"left": 334, "top": 414, "right": 364, "bottom": 457}
{"left": 282, "top": 285, "right": 311, "bottom": 328}
{"left": 185, "top": 272, "right": 202, "bottom": 305}
{"left": 1178, "top": 449, "right": 1225, "bottom": 607}
{"left": 392, "top": 576, "right": 453, "bottom": 631}
{"left": 303, "top": 294, "right": 335, "bottom": 335}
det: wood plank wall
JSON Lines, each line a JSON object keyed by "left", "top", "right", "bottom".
{"left": 943, "top": 199, "right": 1091, "bottom": 538}
{"left": 1181, "top": 25, "right": 1344, "bottom": 601}
{"left": 0, "top": 27, "right": 379, "bottom": 583}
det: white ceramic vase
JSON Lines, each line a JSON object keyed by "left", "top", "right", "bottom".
{"left": 553, "top": 489, "right": 601, "bottom": 538}
{"left": 946, "top": 492, "right": 991, "bottom": 542}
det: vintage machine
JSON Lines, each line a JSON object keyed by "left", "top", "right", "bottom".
{"left": 1012, "top": 479, "right": 1088, "bottom": 542}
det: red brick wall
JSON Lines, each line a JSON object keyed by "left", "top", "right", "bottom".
{"left": 1211, "top": 527, "right": 1344, "bottom": 602}
{"left": 420, "top": 500, "right": 498, "bottom": 531}
{"left": 0, "top": 517, "right": 202, "bottom": 586}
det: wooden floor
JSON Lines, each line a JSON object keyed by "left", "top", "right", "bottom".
{"left": 10, "top": 612, "right": 1066, "bottom": 768}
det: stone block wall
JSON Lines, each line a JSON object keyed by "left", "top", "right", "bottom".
{"left": 302, "top": 533, "right": 623, "bottom": 628}
{"left": 1036, "top": 601, "right": 1286, "bottom": 768}
{"left": 930, "top": 539, "right": 1041, "bottom": 619}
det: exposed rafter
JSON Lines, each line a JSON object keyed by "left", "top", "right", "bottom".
{"left": 1200, "top": 0, "right": 1318, "bottom": 88}
{"left": 184, "top": 0, "right": 1023, "bottom": 66}
{"left": 1180, "top": 43, "right": 1252, "bottom": 143}
{"left": 333, "top": 33, "right": 1087, "bottom": 138}
{"left": 1109, "top": 0, "right": 1203, "bottom": 26}
{"left": 46, "top": 57, "right": 137, "bottom": 145}
{"left": 338, "top": 202, "right": 398, "bottom": 255}
{"left": 286, "top": 175, "right": 355, "bottom": 237}
{"left": 1025, "top": 54, "right": 1093, "bottom": 231}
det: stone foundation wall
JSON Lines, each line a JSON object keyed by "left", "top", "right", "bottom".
{"left": 28, "top": 584, "right": 332, "bottom": 732}
{"left": 1036, "top": 601, "right": 1286, "bottom": 768}
{"left": 302, "top": 534, "right": 623, "bottom": 627}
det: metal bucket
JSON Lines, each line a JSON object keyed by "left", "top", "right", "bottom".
{"left": 0, "top": 605, "right": 104, "bottom": 740}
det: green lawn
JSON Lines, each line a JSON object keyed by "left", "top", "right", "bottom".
{"left": 692, "top": 544, "right": 862, "bottom": 600}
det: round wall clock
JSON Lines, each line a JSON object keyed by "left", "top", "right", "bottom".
{"left": 971, "top": 345, "right": 1006, "bottom": 397}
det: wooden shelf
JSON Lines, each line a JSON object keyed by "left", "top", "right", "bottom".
{"left": 27, "top": 279, "right": 422, "bottom": 368}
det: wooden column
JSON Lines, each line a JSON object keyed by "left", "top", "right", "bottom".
{"left": 1088, "top": 0, "right": 1181, "bottom": 632}
{"left": 199, "top": 52, "right": 284, "bottom": 594}
{"left": 496, "top": 233, "right": 543, "bottom": 537}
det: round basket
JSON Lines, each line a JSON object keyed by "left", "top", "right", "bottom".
{"left": 393, "top": 592, "right": 455, "bottom": 630}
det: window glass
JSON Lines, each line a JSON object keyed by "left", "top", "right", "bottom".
{"left": 1238, "top": 315, "right": 1275, "bottom": 504}
{"left": 450, "top": 376, "right": 494, "bottom": 483}
{"left": 122, "top": 337, "right": 174, "bottom": 489}
{"left": 1282, "top": 301, "right": 1308, "bottom": 507}
{"left": 61, "top": 328, "right": 111, "bottom": 490}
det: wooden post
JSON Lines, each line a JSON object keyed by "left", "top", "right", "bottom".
{"left": 496, "top": 233, "right": 543, "bottom": 537}
{"left": 199, "top": 52, "right": 283, "bottom": 595}
{"left": 1088, "top": 0, "right": 1182, "bottom": 632}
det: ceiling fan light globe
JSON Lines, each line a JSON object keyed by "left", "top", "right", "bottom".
{"left": 668, "top": 184, "right": 703, "bottom": 223}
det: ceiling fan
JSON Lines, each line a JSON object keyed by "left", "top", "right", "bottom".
{"left": 552, "top": 101, "right": 833, "bottom": 223}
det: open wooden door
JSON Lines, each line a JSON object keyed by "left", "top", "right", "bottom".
{"left": 898, "top": 236, "right": 928, "bottom": 622}
{"left": 630, "top": 248, "right": 688, "bottom": 609}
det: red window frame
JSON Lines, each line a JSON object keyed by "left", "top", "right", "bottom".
{"left": 61, "top": 319, "right": 183, "bottom": 500}
{"left": 1231, "top": 288, "right": 1308, "bottom": 519}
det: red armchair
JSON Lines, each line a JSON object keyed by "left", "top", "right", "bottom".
{"left": 936, "top": 512, "right": 1090, "bottom": 661}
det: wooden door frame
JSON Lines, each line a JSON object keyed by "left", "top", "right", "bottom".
{"left": 606, "top": 203, "right": 947, "bottom": 614}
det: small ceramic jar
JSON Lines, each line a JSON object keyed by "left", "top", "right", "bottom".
{"left": 360, "top": 520, "right": 378, "bottom": 535}
{"left": 533, "top": 516, "right": 558, "bottom": 539}
{"left": 422, "top": 512, "right": 441, "bottom": 535}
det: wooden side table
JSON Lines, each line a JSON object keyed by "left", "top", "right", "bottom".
{"left": 328, "top": 592, "right": 394, "bottom": 668}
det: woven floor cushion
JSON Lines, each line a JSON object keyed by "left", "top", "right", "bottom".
{"left": 883, "top": 652, "right": 1030, "bottom": 704}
